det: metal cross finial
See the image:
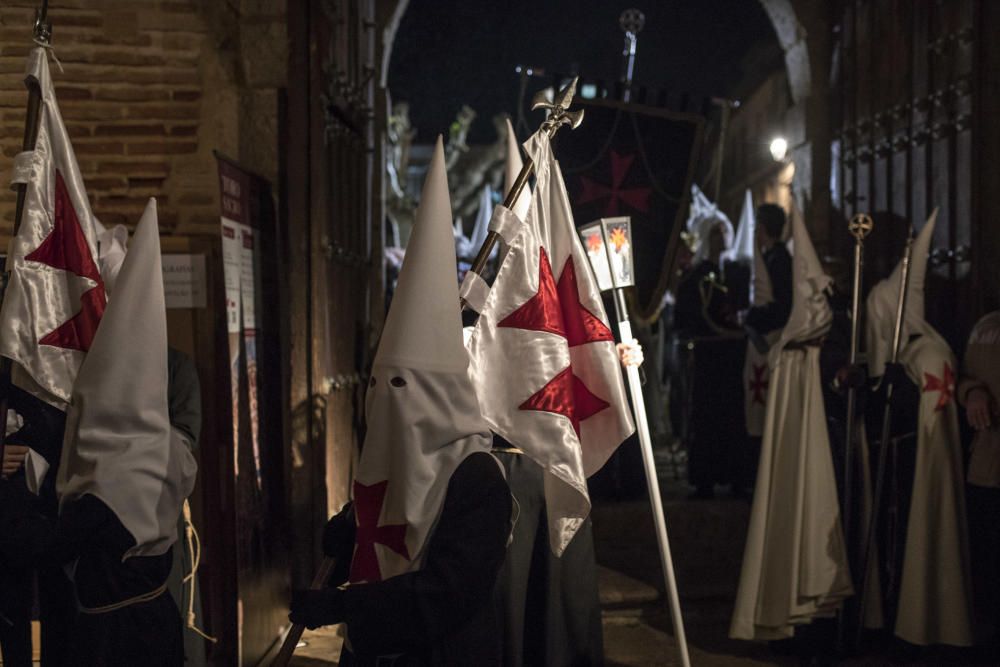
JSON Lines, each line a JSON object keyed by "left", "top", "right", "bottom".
{"left": 848, "top": 213, "right": 874, "bottom": 241}
{"left": 531, "top": 76, "right": 584, "bottom": 137}
{"left": 619, "top": 8, "right": 645, "bottom": 35}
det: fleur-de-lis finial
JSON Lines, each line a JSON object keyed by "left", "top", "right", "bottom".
{"left": 531, "top": 77, "right": 585, "bottom": 137}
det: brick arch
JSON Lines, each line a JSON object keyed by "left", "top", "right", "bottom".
{"left": 758, "top": 0, "right": 811, "bottom": 104}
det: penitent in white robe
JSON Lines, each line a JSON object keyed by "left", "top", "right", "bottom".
{"left": 731, "top": 211, "right": 853, "bottom": 641}
{"left": 730, "top": 344, "right": 854, "bottom": 639}
{"left": 892, "top": 334, "right": 974, "bottom": 646}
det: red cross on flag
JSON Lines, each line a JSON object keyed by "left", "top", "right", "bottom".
{"left": 466, "top": 131, "right": 634, "bottom": 554}
{"left": 0, "top": 49, "right": 105, "bottom": 405}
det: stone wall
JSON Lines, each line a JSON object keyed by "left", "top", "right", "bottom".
{"left": 0, "top": 0, "right": 286, "bottom": 245}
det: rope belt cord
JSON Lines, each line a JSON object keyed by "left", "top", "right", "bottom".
{"left": 79, "top": 581, "right": 168, "bottom": 615}
{"left": 492, "top": 446, "right": 524, "bottom": 455}
{"left": 183, "top": 499, "right": 218, "bottom": 643}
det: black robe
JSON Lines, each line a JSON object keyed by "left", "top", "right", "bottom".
{"left": 493, "top": 449, "right": 603, "bottom": 667}
{"left": 0, "top": 489, "right": 183, "bottom": 667}
{"left": 325, "top": 451, "right": 512, "bottom": 666}
{"left": 744, "top": 243, "right": 793, "bottom": 337}
{"left": 0, "top": 386, "right": 75, "bottom": 667}
{"left": 674, "top": 260, "right": 745, "bottom": 490}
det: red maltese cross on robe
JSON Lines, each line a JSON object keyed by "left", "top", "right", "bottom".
{"left": 498, "top": 247, "right": 614, "bottom": 437}
{"left": 577, "top": 150, "right": 652, "bottom": 217}
{"left": 922, "top": 361, "right": 956, "bottom": 412}
{"left": 25, "top": 170, "right": 106, "bottom": 351}
{"left": 749, "top": 363, "right": 769, "bottom": 405}
{"left": 350, "top": 480, "right": 410, "bottom": 583}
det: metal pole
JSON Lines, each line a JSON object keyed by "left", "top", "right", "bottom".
{"left": 844, "top": 220, "right": 873, "bottom": 536}
{"left": 465, "top": 77, "right": 583, "bottom": 287}
{"left": 0, "top": 4, "right": 53, "bottom": 475}
{"left": 712, "top": 101, "right": 734, "bottom": 203}
{"left": 271, "top": 556, "right": 337, "bottom": 666}
{"left": 838, "top": 213, "right": 872, "bottom": 647}
{"left": 615, "top": 300, "right": 690, "bottom": 667}
{"left": 854, "top": 233, "right": 913, "bottom": 646}
{"left": 618, "top": 9, "right": 645, "bottom": 104}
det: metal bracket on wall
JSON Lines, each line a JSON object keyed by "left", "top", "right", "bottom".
{"left": 322, "top": 235, "right": 368, "bottom": 268}
{"left": 322, "top": 372, "right": 364, "bottom": 395}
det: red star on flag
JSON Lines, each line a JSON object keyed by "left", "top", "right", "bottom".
{"left": 498, "top": 247, "right": 566, "bottom": 337}
{"left": 499, "top": 248, "right": 614, "bottom": 433}
{"left": 555, "top": 256, "right": 615, "bottom": 348}
{"left": 350, "top": 479, "right": 410, "bottom": 583}
{"left": 749, "top": 363, "right": 768, "bottom": 405}
{"left": 922, "top": 362, "right": 955, "bottom": 412}
{"left": 24, "top": 170, "right": 105, "bottom": 352}
{"left": 578, "top": 150, "right": 652, "bottom": 216}
{"left": 520, "top": 366, "right": 610, "bottom": 438}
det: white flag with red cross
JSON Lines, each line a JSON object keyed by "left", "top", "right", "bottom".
{"left": 465, "top": 130, "right": 634, "bottom": 554}
{"left": 0, "top": 49, "right": 105, "bottom": 405}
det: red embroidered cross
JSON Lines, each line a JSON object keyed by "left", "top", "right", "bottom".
{"left": 922, "top": 361, "right": 955, "bottom": 412}
{"left": 350, "top": 480, "right": 409, "bottom": 583}
{"left": 749, "top": 363, "right": 769, "bottom": 405}
{"left": 577, "top": 150, "right": 652, "bottom": 217}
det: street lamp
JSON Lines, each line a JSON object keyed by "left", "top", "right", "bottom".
{"left": 769, "top": 136, "right": 788, "bottom": 162}
{"left": 578, "top": 216, "right": 691, "bottom": 667}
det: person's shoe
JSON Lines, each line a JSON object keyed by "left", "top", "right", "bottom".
{"left": 688, "top": 486, "right": 715, "bottom": 500}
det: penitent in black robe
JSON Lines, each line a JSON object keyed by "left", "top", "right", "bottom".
{"left": 323, "top": 451, "right": 512, "bottom": 666}
{"left": 0, "top": 487, "right": 183, "bottom": 667}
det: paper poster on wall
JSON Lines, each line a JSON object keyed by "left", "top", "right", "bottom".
{"left": 239, "top": 225, "right": 261, "bottom": 490}
{"left": 162, "top": 254, "right": 207, "bottom": 309}
{"left": 219, "top": 160, "right": 249, "bottom": 480}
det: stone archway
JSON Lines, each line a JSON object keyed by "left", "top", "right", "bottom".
{"left": 758, "top": 0, "right": 812, "bottom": 105}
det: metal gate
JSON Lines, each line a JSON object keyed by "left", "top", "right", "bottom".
{"left": 834, "top": 0, "right": 978, "bottom": 348}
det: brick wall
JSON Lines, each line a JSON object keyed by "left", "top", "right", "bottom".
{"left": 0, "top": 0, "right": 287, "bottom": 245}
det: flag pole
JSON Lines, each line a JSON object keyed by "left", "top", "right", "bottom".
{"left": 465, "top": 77, "right": 583, "bottom": 281}
{"left": 612, "top": 289, "right": 691, "bottom": 667}
{"left": 837, "top": 213, "right": 872, "bottom": 647}
{"left": 854, "top": 232, "right": 914, "bottom": 647}
{"left": 271, "top": 556, "right": 337, "bottom": 666}
{"left": 0, "top": 2, "right": 52, "bottom": 474}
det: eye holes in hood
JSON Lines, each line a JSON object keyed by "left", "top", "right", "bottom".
{"left": 390, "top": 376, "right": 407, "bottom": 388}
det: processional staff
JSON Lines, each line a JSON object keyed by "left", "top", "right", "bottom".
{"left": 0, "top": 1, "right": 52, "bottom": 474}
{"left": 837, "top": 212, "right": 872, "bottom": 647}
{"left": 578, "top": 217, "right": 691, "bottom": 667}
{"left": 854, "top": 231, "right": 915, "bottom": 646}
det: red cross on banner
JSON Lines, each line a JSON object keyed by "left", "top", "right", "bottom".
{"left": 577, "top": 150, "right": 652, "bottom": 217}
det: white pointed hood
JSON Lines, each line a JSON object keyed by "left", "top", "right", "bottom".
{"left": 94, "top": 220, "right": 129, "bottom": 296}
{"left": 353, "top": 136, "right": 493, "bottom": 583}
{"left": 686, "top": 184, "right": 733, "bottom": 264}
{"left": 865, "top": 209, "right": 940, "bottom": 377}
{"left": 725, "top": 189, "right": 755, "bottom": 264}
{"left": 505, "top": 118, "right": 531, "bottom": 220}
{"left": 773, "top": 213, "right": 832, "bottom": 361}
{"left": 57, "top": 199, "right": 197, "bottom": 558}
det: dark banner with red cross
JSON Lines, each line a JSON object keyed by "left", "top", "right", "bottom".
{"left": 555, "top": 98, "right": 705, "bottom": 321}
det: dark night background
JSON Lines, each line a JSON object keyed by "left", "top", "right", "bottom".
{"left": 388, "top": 0, "right": 782, "bottom": 144}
